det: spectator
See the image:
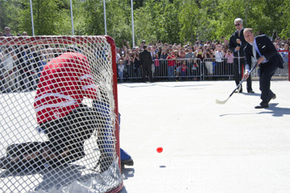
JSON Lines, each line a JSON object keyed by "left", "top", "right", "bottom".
{"left": 27, "top": 46, "right": 41, "bottom": 89}
{"left": 53, "top": 44, "right": 64, "bottom": 58}
{"left": 157, "top": 46, "right": 162, "bottom": 58}
{"left": 123, "top": 49, "right": 133, "bottom": 79}
{"left": 4, "top": 27, "right": 12, "bottom": 36}
{"left": 180, "top": 62, "right": 187, "bottom": 80}
{"left": 280, "top": 43, "right": 289, "bottom": 69}
{"left": 134, "top": 46, "right": 140, "bottom": 55}
{"left": 38, "top": 46, "right": 49, "bottom": 74}
{"left": 118, "top": 59, "right": 125, "bottom": 83}
{"left": 151, "top": 45, "right": 157, "bottom": 57}
{"left": 185, "top": 47, "right": 196, "bottom": 77}
{"left": 160, "top": 48, "right": 169, "bottom": 77}
{"left": 1, "top": 47, "right": 17, "bottom": 92}
{"left": 148, "top": 46, "right": 156, "bottom": 75}
{"left": 214, "top": 45, "right": 224, "bottom": 75}
{"left": 140, "top": 40, "right": 146, "bottom": 51}
{"left": 220, "top": 36, "right": 228, "bottom": 45}
{"left": 15, "top": 45, "right": 28, "bottom": 91}
{"left": 132, "top": 49, "right": 141, "bottom": 78}
{"left": 122, "top": 40, "right": 131, "bottom": 50}
{"left": 116, "top": 47, "right": 121, "bottom": 64}
{"left": 160, "top": 47, "right": 169, "bottom": 59}
{"left": 229, "top": 18, "right": 254, "bottom": 93}
{"left": 176, "top": 49, "right": 186, "bottom": 79}
{"left": 274, "top": 42, "right": 280, "bottom": 50}
{"left": 45, "top": 46, "right": 55, "bottom": 62}
{"left": 153, "top": 52, "right": 160, "bottom": 77}
{"left": 195, "top": 46, "right": 204, "bottom": 61}
{"left": 139, "top": 45, "right": 153, "bottom": 82}
{"left": 225, "top": 49, "right": 234, "bottom": 79}
{"left": 166, "top": 50, "right": 177, "bottom": 80}
{"left": 204, "top": 48, "right": 214, "bottom": 77}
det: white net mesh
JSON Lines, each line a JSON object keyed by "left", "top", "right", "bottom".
{"left": 0, "top": 36, "right": 122, "bottom": 193}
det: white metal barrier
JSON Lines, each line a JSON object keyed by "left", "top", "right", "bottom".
{"left": 116, "top": 52, "right": 289, "bottom": 82}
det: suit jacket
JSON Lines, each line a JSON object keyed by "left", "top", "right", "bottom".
{"left": 229, "top": 28, "right": 247, "bottom": 57}
{"left": 139, "top": 50, "right": 153, "bottom": 67}
{"left": 244, "top": 34, "right": 283, "bottom": 69}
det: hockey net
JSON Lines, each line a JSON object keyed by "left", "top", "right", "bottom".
{"left": 0, "top": 36, "right": 122, "bottom": 193}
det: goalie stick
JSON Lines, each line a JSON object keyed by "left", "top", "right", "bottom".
{"left": 216, "top": 62, "right": 258, "bottom": 104}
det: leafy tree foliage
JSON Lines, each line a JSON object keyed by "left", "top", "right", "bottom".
{"left": 0, "top": 0, "right": 22, "bottom": 33}
{"left": 1, "top": 0, "right": 289, "bottom": 47}
{"left": 16, "top": 0, "right": 68, "bottom": 35}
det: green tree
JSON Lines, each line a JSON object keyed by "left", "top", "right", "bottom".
{"left": 179, "top": 0, "right": 200, "bottom": 43}
{"left": 160, "top": 0, "right": 181, "bottom": 44}
{"left": 18, "top": 0, "right": 67, "bottom": 35}
{"left": 278, "top": 0, "right": 290, "bottom": 39}
{"left": 0, "top": 0, "right": 22, "bottom": 35}
{"left": 134, "top": 4, "right": 156, "bottom": 45}
{"left": 81, "top": 0, "right": 105, "bottom": 35}
{"left": 106, "top": 0, "right": 133, "bottom": 47}
{"left": 1, "top": 0, "right": 289, "bottom": 44}
{"left": 81, "top": 0, "right": 132, "bottom": 47}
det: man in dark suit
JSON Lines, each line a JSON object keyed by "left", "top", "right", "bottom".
{"left": 139, "top": 45, "right": 153, "bottom": 82}
{"left": 243, "top": 28, "right": 284, "bottom": 108}
{"left": 229, "top": 18, "right": 254, "bottom": 93}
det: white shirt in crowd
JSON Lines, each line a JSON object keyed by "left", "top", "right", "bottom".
{"left": 215, "top": 50, "right": 224, "bottom": 63}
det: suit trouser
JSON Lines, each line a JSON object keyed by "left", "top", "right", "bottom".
{"left": 259, "top": 62, "right": 278, "bottom": 103}
{"left": 233, "top": 57, "right": 252, "bottom": 91}
{"left": 142, "top": 64, "right": 152, "bottom": 81}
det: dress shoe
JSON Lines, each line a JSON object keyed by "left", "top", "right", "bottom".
{"left": 247, "top": 90, "right": 255, "bottom": 93}
{"left": 255, "top": 102, "right": 269, "bottom": 109}
{"left": 267, "top": 94, "right": 276, "bottom": 103}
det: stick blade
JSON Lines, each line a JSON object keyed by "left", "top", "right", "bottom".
{"left": 215, "top": 98, "right": 228, "bottom": 104}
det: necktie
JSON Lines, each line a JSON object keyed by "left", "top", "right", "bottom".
{"left": 252, "top": 45, "right": 256, "bottom": 60}
{"left": 238, "top": 31, "right": 240, "bottom": 37}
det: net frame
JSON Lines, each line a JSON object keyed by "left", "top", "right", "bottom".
{"left": 0, "top": 36, "right": 122, "bottom": 193}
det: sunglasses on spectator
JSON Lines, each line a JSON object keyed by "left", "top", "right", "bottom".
{"left": 235, "top": 23, "right": 241, "bottom": 26}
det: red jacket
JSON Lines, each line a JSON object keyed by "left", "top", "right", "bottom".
{"left": 167, "top": 55, "right": 175, "bottom": 67}
{"left": 34, "top": 52, "right": 98, "bottom": 124}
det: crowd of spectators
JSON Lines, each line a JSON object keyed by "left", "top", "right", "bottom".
{"left": 1, "top": 26, "right": 289, "bottom": 90}
{"left": 116, "top": 36, "right": 289, "bottom": 82}
{"left": 0, "top": 27, "right": 70, "bottom": 93}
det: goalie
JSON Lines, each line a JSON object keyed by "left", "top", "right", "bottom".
{"left": 0, "top": 48, "right": 112, "bottom": 173}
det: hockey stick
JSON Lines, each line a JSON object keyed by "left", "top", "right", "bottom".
{"left": 216, "top": 62, "right": 258, "bottom": 104}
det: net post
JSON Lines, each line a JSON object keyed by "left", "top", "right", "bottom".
{"left": 105, "top": 35, "right": 123, "bottom": 193}
{"left": 105, "top": 36, "right": 121, "bottom": 169}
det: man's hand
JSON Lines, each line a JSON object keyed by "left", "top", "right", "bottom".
{"left": 236, "top": 38, "right": 241, "bottom": 44}
{"left": 257, "top": 56, "right": 265, "bottom": 65}
{"left": 235, "top": 46, "right": 240, "bottom": 51}
{"left": 243, "top": 71, "right": 249, "bottom": 80}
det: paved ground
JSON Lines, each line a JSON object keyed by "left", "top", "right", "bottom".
{"left": 118, "top": 80, "right": 290, "bottom": 193}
